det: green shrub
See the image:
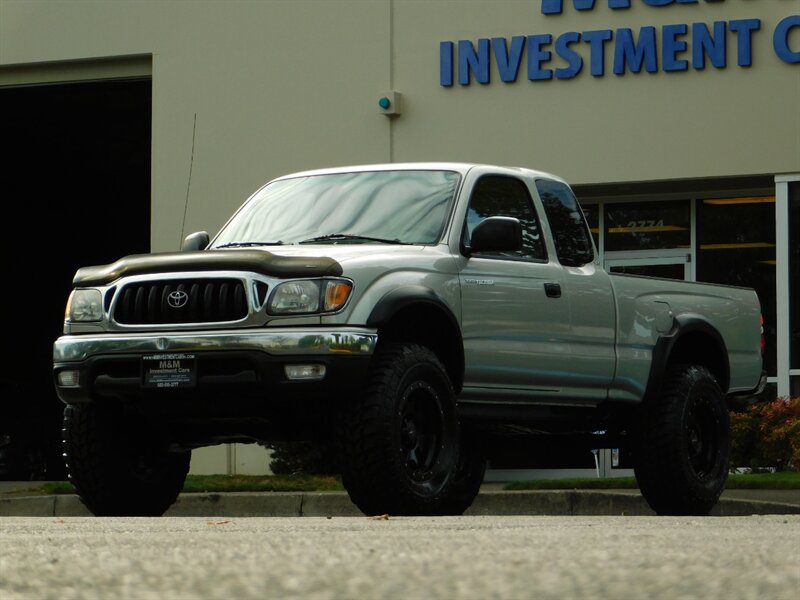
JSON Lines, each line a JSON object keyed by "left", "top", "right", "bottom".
{"left": 730, "top": 397, "right": 800, "bottom": 471}
{"left": 263, "top": 441, "right": 339, "bottom": 475}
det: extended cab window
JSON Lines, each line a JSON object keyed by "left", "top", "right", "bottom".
{"left": 464, "top": 176, "right": 546, "bottom": 261}
{"left": 535, "top": 178, "right": 594, "bottom": 267}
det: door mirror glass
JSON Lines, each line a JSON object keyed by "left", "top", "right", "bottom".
{"left": 469, "top": 217, "right": 522, "bottom": 254}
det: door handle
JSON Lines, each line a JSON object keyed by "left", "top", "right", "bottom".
{"left": 544, "top": 283, "right": 562, "bottom": 298}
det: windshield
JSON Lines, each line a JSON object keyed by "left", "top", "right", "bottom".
{"left": 211, "top": 170, "right": 460, "bottom": 247}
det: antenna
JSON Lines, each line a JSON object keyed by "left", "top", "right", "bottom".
{"left": 179, "top": 113, "right": 198, "bottom": 248}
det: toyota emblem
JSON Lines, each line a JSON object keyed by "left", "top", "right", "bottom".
{"left": 167, "top": 290, "right": 189, "bottom": 309}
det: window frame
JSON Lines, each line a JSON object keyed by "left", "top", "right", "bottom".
{"left": 460, "top": 174, "right": 549, "bottom": 263}
{"left": 534, "top": 177, "right": 596, "bottom": 268}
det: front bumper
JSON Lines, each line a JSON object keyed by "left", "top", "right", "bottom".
{"left": 54, "top": 327, "right": 377, "bottom": 363}
{"left": 53, "top": 327, "right": 378, "bottom": 410}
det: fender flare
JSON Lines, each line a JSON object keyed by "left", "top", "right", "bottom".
{"left": 367, "top": 285, "right": 460, "bottom": 331}
{"left": 643, "top": 314, "right": 730, "bottom": 402}
{"left": 366, "top": 285, "right": 464, "bottom": 389}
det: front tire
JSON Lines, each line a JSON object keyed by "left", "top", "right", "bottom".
{"left": 634, "top": 365, "right": 730, "bottom": 516}
{"left": 436, "top": 431, "right": 486, "bottom": 515}
{"left": 340, "top": 343, "right": 459, "bottom": 516}
{"left": 63, "top": 404, "right": 190, "bottom": 516}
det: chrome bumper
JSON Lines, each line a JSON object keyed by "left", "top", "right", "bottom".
{"left": 54, "top": 327, "right": 379, "bottom": 363}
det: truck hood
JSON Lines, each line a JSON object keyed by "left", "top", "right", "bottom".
{"left": 72, "top": 248, "right": 344, "bottom": 286}
{"left": 72, "top": 245, "right": 427, "bottom": 286}
{"left": 248, "top": 244, "right": 427, "bottom": 263}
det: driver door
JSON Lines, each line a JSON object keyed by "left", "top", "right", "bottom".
{"left": 459, "top": 175, "right": 572, "bottom": 404}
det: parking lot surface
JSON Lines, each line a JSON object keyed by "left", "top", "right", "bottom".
{"left": 1, "top": 515, "right": 798, "bottom": 599}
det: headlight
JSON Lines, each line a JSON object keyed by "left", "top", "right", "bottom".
{"left": 268, "top": 279, "right": 353, "bottom": 315}
{"left": 66, "top": 289, "right": 103, "bottom": 322}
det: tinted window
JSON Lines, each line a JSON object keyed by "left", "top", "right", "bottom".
{"left": 464, "top": 176, "right": 546, "bottom": 261}
{"left": 536, "top": 179, "right": 594, "bottom": 267}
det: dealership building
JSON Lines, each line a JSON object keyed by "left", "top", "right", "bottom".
{"left": 1, "top": 0, "right": 797, "bottom": 476}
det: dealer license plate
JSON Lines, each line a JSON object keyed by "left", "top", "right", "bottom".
{"left": 142, "top": 353, "right": 197, "bottom": 388}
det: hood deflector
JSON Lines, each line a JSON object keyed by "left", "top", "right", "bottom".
{"left": 72, "top": 250, "right": 343, "bottom": 286}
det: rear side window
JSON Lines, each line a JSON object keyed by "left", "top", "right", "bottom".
{"left": 536, "top": 179, "right": 594, "bottom": 267}
{"left": 464, "top": 175, "right": 546, "bottom": 261}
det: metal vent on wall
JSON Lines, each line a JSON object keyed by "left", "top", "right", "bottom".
{"left": 113, "top": 279, "right": 248, "bottom": 324}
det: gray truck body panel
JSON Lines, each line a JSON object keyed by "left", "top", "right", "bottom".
{"left": 55, "top": 162, "right": 764, "bottom": 411}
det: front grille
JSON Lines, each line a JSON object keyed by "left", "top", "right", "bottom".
{"left": 113, "top": 279, "right": 249, "bottom": 325}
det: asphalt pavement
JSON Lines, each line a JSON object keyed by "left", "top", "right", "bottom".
{"left": 0, "top": 482, "right": 798, "bottom": 517}
{"left": 2, "top": 515, "right": 798, "bottom": 599}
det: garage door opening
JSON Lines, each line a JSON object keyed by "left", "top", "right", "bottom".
{"left": 0, "top": 77, "right": 151, "bottom": 479}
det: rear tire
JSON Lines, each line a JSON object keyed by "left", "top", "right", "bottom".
{"left": 340, "top": 343, "right": 459, "bottom": 516}
{"left": 63, "top": 404, "right": 190, "bottom": 516}
{"left": 634, "top": 365, "right": 730, "bottom": 516}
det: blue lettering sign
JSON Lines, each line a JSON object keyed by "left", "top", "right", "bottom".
{"left": 528, "top": 34, "right": 554, "bottom": 80}
{"left": 542, "top": 0, "right": 606, "bottom": 15}
{"left": 613, "top": 27, "right": 658, "bottom": 74}
{"left": 663, "top": 23, "right": 689, "bottom": 71}
{"left": 773, "top": 15, "right": 800, "bottom": 64}
{"left": 541, "top": 0, "right": 713, "bottom": 15}
{"left": 692, "top": 21, "right": 727, "bottom": 70}
{"left": 583, "top": 29, "right": 614, "bottom": 76}
{"left": 729, "top": 19, "right": 760, "bottom": 67}
{"left": 458, "top": 39, "right": 491, "bottom": 85}
{"left": 440, "top": 41, "right": 454, "bottom": 86}
{"left": 642, "top": 0, "right": 699, "bottom": 7}
{"left": 555, "top": 31, "right": 584, "bottom": 78}
{"left": 492, "top": 36, "right": 527, "bottom": 82}
{"left": 437, "top": 4, "right": 787, "bottom": 87}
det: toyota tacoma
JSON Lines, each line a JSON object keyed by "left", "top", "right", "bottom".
{"left": 53, "top": 163, "right": 765, "bottom": 516}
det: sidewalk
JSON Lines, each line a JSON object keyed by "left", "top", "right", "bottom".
{"left": 1, "top": 483, "right": 798, "bottom": 518}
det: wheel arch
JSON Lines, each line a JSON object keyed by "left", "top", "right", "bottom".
{"left": 644, "top": 314, "right": 730, "bottom": 401}
{"left": 366, "top": 286, "right": 464, "bottom": 393}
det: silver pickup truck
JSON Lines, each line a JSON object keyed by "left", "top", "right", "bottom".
{"left": 53, "top": 163, "right": 765, "bottom": 517}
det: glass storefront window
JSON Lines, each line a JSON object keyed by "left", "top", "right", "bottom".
{"left": 608, "top": 263, "right": 685, "bottom": 280}
{"left": 581, "top": 204, "right": 600, "bottom": 249}
{"left": 604, "top": 200, "right": 690, "bottom": 251}
{"left": 697, "top": 196, "right": 777, "bottom": 375}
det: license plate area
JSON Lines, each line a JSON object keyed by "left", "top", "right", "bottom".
{"left": 142, "top": 353, "right": 197, "bottom": 388}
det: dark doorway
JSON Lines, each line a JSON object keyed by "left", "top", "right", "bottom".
{"left": 0, "top": 78, "right": 151, "bottom": 479}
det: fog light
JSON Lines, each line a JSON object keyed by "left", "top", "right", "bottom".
{"left": 57, "top": 370, "right": 80, "bottom": 388}
{"left": 284, "top": 364, "right": 326, "bottom": 381}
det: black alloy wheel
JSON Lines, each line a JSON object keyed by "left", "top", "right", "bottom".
{"left": 340, "top": 343, "right": 459, "bottom": 516}
{"left": 634, "top": 364, "right": 730, "bottom": 516}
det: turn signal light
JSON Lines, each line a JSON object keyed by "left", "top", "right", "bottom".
{"left": 324, "top": 281, "right": 353, "bottom": 312}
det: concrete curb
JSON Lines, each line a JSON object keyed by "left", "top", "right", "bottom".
{"left": 1, "top": 490, "right": 798, "bottom": 518}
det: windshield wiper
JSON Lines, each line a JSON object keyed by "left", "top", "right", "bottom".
{"left": 215, "top": 241, "right": 285, "bottom": 248}
{"left": 299, "top": 233, "right": 410, "bottom": 245}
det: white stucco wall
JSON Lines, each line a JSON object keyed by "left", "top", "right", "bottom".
{"left": 2, "top": 0, "right": 797, "bottom": 250}
{"left": 1, "top": 0, "right": 797, "bottom": 474}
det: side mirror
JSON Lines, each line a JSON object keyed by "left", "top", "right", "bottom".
{"left": 181, "top": 231, "right": 210, "bottom": 252}
{"left": 468, "top": 217, "right": 522, "bottom": 254}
